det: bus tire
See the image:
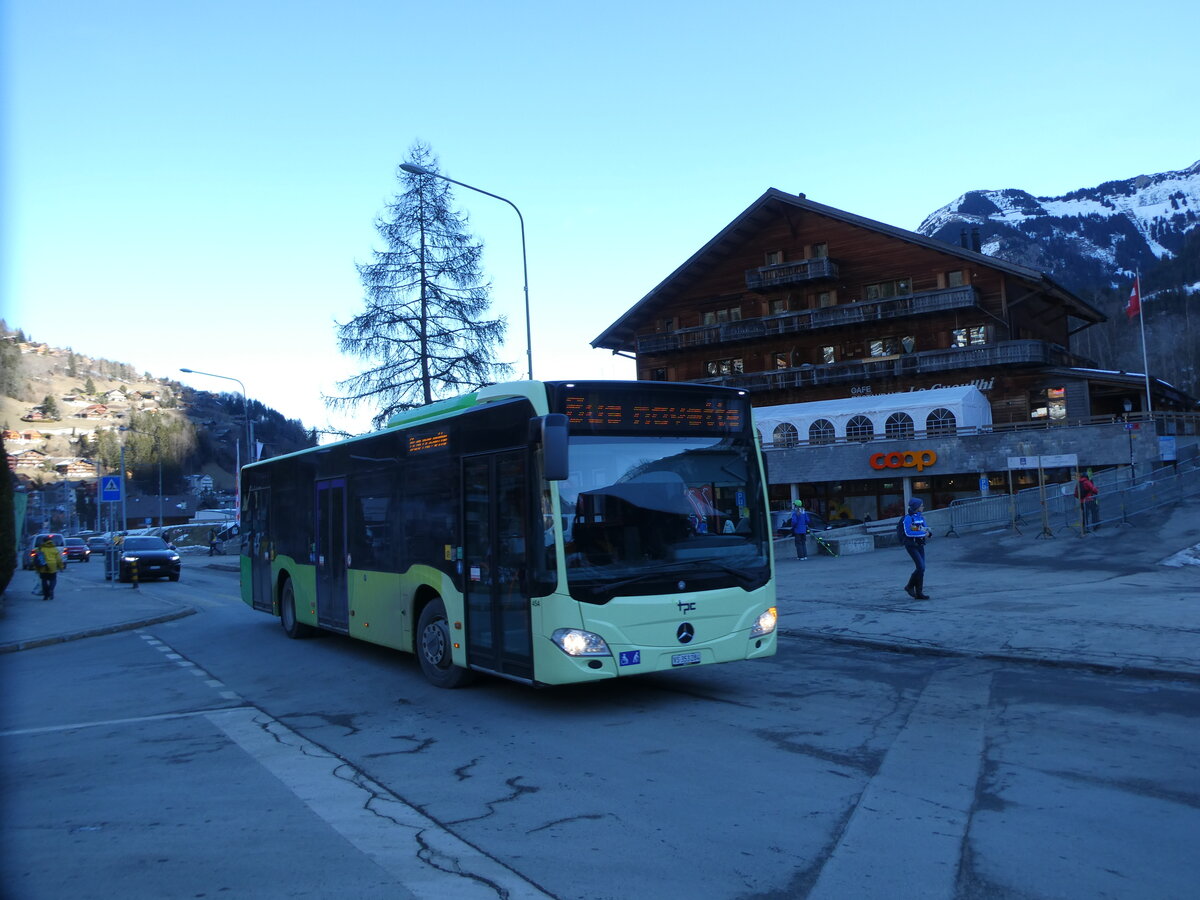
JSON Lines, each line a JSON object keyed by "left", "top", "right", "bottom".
{"left": 280, "top": 578, "right": 315, "bottom": 639}
{"left": 417, "top": 598, "right": 474, "bottom": 689}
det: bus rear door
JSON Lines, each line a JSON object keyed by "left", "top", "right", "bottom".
{"left": 315, "top": 477, "right": 349, "bottom": 631}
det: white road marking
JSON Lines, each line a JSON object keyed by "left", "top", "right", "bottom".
{"left": 808, "top": 665, "right": 992, "bottom": 900}
{"left": 207, "top": 706, "right": 554, "bottom": 900}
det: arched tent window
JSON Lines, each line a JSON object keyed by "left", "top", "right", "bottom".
{"left": 772, "top": 423, "right": 799, "bottom": 448}
{"left": 885, "top": 411, "right": 915, "bottom": 440}
{"left": 755, "top": 428, "right": 764, "bottom": 446}
{"left": 808, "top": 419, "right": 836, "bottom": 445}
{"left": 846, "top": 415, "right": 875, "bottom": 442}
{"left": 926, "top": 407, "right": 957, "bottom": 435}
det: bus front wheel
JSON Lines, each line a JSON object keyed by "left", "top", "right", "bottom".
{"left": 417, "top": 598, "right": 474, "bottom": 689}
{"left": 280, "top": 579, "right": 315, "bottom": 639}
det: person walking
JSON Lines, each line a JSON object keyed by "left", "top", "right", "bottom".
{"left": 34, "top": 535, "right": 66, "bottom": 601}
{"left": 901, "top": 498, "right": 932, "bottom": 599}
{"left": 789, "top": 500, "right": 812, "bottom": 560}
{"left": 1075, "top": 473, "right": 1100, "bottom": 533}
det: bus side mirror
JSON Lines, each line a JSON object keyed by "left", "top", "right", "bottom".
{"left": 531, "top": 414, "right": 569, "bottom": 481}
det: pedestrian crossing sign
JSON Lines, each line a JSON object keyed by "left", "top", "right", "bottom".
{"left": 101, "top": 475, "right": 123, "bottom": 503}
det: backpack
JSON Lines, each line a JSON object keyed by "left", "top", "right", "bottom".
{"left": 34, "top": 549, "right": 47, "bottom": 568}
{"left": 896, "top": 516, "right": 908, "bottom": 542}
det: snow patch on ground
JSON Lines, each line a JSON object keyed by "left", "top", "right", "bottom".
{"left": 1160, "top": 543, "right": 1200, "bottom": 567}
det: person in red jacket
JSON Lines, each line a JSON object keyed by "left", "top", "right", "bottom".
{"left": 1075, "top": 473, "right": 1100, "bottom": 532}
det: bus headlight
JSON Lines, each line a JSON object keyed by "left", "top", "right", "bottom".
{"left": 750, "top": 607, "right": 778, "bottom": 637}
{"left": 552, "top": 628, "right": 611, "bottom": 657}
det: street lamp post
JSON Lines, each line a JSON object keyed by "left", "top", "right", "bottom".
{"left": 180, "top": 367, "right": 255, "bottom": 462}
{"left": 399, "top": 163, "right": 532, "bottom": 381}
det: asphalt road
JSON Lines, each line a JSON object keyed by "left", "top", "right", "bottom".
{"left": 3, "top": 559, "right": 1199, "bottom": 899}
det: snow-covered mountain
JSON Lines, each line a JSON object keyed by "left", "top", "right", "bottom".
{"left": 917, "top": 160, "right": 1200, "bottom": 294}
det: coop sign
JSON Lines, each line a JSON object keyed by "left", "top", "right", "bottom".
{"left": 869, "top": 449, "right": 938, "bottom": 472}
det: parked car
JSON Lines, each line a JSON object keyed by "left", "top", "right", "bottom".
{"left": 87, "top": 535, "right": 111, "bottom": 552}
{"left": 23, "top": 533, "right": 66, "bottom": 570}
{"left": 105, "top": 536, "right": 182, "bottom": 583}
{"left": 63, "top": 537, "right": 91, "bottom": 562}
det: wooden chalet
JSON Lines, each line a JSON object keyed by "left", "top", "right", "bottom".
{"left": 593, "top": 189, "right": 1199, "bottom": 517}
{"left": 593, "top": 189, "right": 1193, "bottom": 424}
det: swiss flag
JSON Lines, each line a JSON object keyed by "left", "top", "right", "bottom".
{"left": 1126, "top": 277, "right": 1141, "bottom": 319}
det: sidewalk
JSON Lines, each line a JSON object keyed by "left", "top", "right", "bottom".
{"left": 775, "top": 497, "right": 1200, "bottom": 681}
{"left": 0, "top": 563, "right": 201, "bottom": 653}
{"left": 3, "top": 506, "right": 1198, "bottom": 679}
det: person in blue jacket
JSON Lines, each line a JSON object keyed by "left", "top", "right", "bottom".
{"left": 901, "top": 497, "right": 932, "bottom": 599}
{"left": 789, "top": 500, "right": 812, "bottom": 560}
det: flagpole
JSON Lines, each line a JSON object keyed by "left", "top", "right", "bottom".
{"left": 1135, "top": 272, "right": 1153, "bottom": 414}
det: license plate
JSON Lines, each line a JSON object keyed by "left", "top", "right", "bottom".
{"left": 671, "top": 651, "right": 701, "bottom": 667}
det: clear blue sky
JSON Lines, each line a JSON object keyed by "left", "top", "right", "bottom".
{"left": 6, "top": 0, "right": 1198, "bottom": 438}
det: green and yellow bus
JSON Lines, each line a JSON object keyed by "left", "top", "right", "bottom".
{"left": 239, "top": 380, "right": 777, "bottom": 687}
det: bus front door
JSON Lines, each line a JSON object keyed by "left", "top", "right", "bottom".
{"left": 315, "top": 477, "right": 349, "bottom": 631}
{"left": 463, "top": 451, "right": 533, "bottom": 681}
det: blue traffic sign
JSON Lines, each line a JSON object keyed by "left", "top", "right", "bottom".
{"left": 100, "top": 475, "right": 123, "bottom": 503}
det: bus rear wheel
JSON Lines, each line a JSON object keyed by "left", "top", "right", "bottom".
{"left": 417, "top": 598, "right": 474, "bottom": 689}
{"left": 280, "top": 579, "right": 315, "bottom": 639}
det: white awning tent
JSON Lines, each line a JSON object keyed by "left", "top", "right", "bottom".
{"left": 754, "top": 385, "right": 993, "bottom": 445}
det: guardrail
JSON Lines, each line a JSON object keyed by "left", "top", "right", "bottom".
{"left": 946, "top": 459, "right": 1200, "bottom": 537}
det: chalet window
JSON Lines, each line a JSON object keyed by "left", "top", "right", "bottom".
{"left": 864, "top": 278, "right": 912, "bottom": 300}
{"left": 885, "top": 412, "right": 915, "bottom": 440}
{"left": 947, "top": 270, "right": 965, "bottom": 288}
{"left": 649, "top": 368, "right": 668, "bottom": 382}
{"left": 822, "top": 346, "right": 837, "bottom": 364}
{"left": 657, "top": 316, "right": 677, "bottom": 332}
{"left": 817, "top": 291, "right": 834, "bottom": 308}
{"left": 765, "top": 250, "right": 784, "bottom": 266}
{"left": 706, "top": 357, "right": 744, "bottom": 376}
{"left": 808, "top": 419, "right": 836, "bottom": 445}
{"left": 772, "top": 423, "right": 799, "bottom": 448}
{"left": 768, "top": 298, "right": 788, "bottom": 315}
{"left": 926, "top": 408, "right": 957, "bottom": 435}
{"left": 869, "top": 337, "right": 900, "bottom": 357}
{"left": 810, "top": 243, "right": 828, "bottom": 259}
{"left": 846, "top": 415, "right": 875, "bottom": 442}
{"left": 1031, "top": 387, "right": 1067, "bottom": 421}
{"left": 702, "top": 306, "right": 742, "bottom": 326}
{"left": 773, "top": 352, "right": 790, "bottom": 370}
{"left": 952, "top": 325, "right": 988, "bottom": 347}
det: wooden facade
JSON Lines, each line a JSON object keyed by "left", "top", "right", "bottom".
{"left": 594, "top": 190, "right": 1192, "bottom": 423}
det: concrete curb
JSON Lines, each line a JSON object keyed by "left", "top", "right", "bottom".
{"left": 779, "top": 626, "right": 1200, "bottom": 684}
{"left": 0, "top": 606, "right": 197, "bottom": 654}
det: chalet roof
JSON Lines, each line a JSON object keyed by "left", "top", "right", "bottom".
{"left": 591, "top": 188, "right": 1105, "bottom": 352}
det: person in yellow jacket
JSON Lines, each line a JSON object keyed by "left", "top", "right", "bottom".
{"left": 34, "top": 535, "right": 66, "bottom": 601}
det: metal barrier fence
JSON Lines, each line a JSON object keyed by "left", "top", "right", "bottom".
{"left": 947, "top": 460, "right": 1200, "bottom": 537}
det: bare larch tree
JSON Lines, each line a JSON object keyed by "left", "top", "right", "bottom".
{"left": 331, "top": 142, "right": 511, "bottom": 429}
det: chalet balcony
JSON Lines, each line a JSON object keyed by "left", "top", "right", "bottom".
{"left": 694, "top": 340, "right": 1089, "bottom": 392}
{"left": 745, "top": 257, "right": 839, "bottom": 291}
{"left": 635, "top": 285, "right": 984, "bottom": 355}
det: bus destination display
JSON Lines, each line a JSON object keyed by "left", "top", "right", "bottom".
{"left": 561, "top": 392, "right": 744, "bottom": 434}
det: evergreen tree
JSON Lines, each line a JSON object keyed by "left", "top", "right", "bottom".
{"left": 41, "top": 395, "right": 60, "bottom": 420}
{"left": 85, "top": 376, "right": 96, "bottom": 396}
{"left": 67, "top": 351, "right": 78, "bottom": 377}
{"left": 331, "top": 141, "right": 511, "bottom": 428}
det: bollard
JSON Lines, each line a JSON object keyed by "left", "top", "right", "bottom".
{"left": 130, "top": 558, "right": 139, "bottom": 589}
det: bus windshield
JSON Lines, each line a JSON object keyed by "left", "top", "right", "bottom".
{"left": 559, "top": 434, "right": 770, "bottom": 603}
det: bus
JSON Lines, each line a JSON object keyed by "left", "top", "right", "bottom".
{"left": 239, "top": 380, "right": 777, "bottom": 687}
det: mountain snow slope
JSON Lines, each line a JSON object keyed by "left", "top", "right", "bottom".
{"left": 918, "top": 160, "right": 1200, "bottom": 293}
